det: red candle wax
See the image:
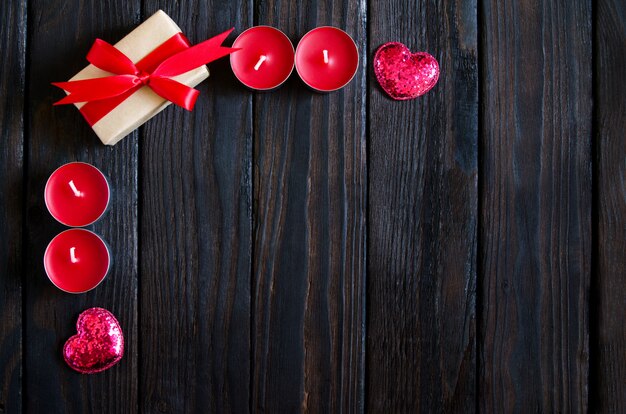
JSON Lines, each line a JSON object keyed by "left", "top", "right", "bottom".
{"left": 230, "top": 26, "right": 295, "bottom": 90}
{"left": 295, "top": 27, "right": 359, "bottom": 92}
{"left": 45, "top": 162, "right": 110, "bottom": 227}
{"left": 44, "top": 229, "right": 110, "bottom": 293}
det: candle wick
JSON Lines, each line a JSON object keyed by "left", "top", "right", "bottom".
{"left": 69, "top": 180, "right": 82, "bottom": 197}
{"left": 323, "top": 49, "right": 329, "bottom": 64}
{"left": 254, "top": 55, "right": 267, "bottom": 71}
{"left": 70, "top": 247, "right": 79, "bottom": 263}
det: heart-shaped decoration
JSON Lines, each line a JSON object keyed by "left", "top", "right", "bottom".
{"left": 63, "top": 307, "right": 124, "bottom": 374}
{"left": 373, "top": 42, "right": 439, "bottom": 100}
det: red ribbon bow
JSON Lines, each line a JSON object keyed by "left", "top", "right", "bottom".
{"left": 53, "top": 28, "right": 239, "bottom": 112}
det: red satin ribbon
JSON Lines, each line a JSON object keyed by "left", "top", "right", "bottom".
{"left": 53, "top": 29, "right": 238, "bottom": 125}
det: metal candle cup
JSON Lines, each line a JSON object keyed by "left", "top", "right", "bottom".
{"left": 44, "top": 229, "right": 111, "bottom": 294}
{"left": 230, "top": 26, "right": 295, "bottom": 90}
{"left": 44, "top": 162, "right": 110, "bottom": 227}
{"left": 295, "top": 27, "right": 359, "bottom": 92}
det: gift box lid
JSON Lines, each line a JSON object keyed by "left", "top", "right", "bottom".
{"left": 69, "top": 10, "right": 210, "bottom": 146}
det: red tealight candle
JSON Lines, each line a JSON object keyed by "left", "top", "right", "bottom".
{"left": 230, "top": 26, "right": 295, "bottom": 90}
{"left": 45, "top": 162, "right": 110, "bottom": 227}
{"left": 44, "top": 229, "right": 110, "bottom": 293}
{"left": 295, "top": 27, "right": 359, "bottom": 92}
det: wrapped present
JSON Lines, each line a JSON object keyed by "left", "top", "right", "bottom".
{"left": 53, "top": 10, "right": 237, "bottom": 145}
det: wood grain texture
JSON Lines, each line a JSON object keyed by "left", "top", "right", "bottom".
{"left": 252, "top": 0, "right": 367, "bottom": 412}
{"left": 139, "top": 1, "right": 252, "bottom": 412}
{"left": 3, "top": 0, "right": 624, "bottom": 411}
{"left": 595, "top": 0, "right": 626, "bottom": 411}
{"left": 25, "top": 1, "right": 140, "bottom": 412}
{"left": 367, "top": 0, "right": 477, "bottom": 412}
{"left": 0, "top": 1, "right": 26, "bottom": 412}
{"left": 479, "top": 0, "right": 592, "bottom": 412}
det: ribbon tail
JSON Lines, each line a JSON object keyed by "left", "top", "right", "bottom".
{"left": 149, "top": 76, "right": 200, "bottom": 111}
{"left": 52, "top": 75, "right": 139, "bottom": 105}
{"left": 153, "top": 28, "right": 240, "bottom": 77}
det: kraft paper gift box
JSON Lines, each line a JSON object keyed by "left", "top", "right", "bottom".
{"left": 57, "top": 10, "right": 213, "bottom": 146}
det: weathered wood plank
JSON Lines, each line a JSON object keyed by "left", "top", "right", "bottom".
{"left": 0, "top": 0, "right": 26, "bottom": 412}
{"left": 479, "top": 0, "right": 592, "bottom": 412}
{"left": 594, "top": 0, "right": 626, "bottom": 411}
{"left": 139, "top": 1, "right": 253, "bottom": 412}
{"left": 367, "top": 0, "right": 478, "bottom": 411}
{"left": 251, "top": 0, "right": 367, "bottom": 412}
{"left": 25, "top": 1, "right": 140, "bottom": 411}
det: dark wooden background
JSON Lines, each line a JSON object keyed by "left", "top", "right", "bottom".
{"left": 0, "top": 0, "right": 624, "bottom": 412}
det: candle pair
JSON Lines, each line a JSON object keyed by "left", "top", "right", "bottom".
{"left": 230, "top": 26, "right": 359, "bottom": 91}
{"left": 44, "top": 162, "right": 111, "bottom": 293}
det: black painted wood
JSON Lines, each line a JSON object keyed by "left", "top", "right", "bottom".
{"left": 139, "top": 1, "right": 253, "bottom": 412}
{"left": 0, "top": 1, "right": 26, "bottom": 412}
{"left": 0, "top": 0, "right": 624, "bottom": 412}
{"left": 595, "top": 0, "right": 626, "bottom": 411}
{"left": 251, "top": 0, "right": 367, "bottom": 412}
{"left": 479, "top": 0, "right": 592, "bottom": 412}
{"left": 25, "top": 1, "right": 140, "bottom": 412}
{"left": 367, "top": 0, "right": 478, "bottom": 412}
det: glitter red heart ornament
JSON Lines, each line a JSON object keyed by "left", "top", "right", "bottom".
{"left": 63, "top": 307, "right": 124, "bottom": 374}
{"left": 373, "top": 42, "right": 439, "bottom": 100}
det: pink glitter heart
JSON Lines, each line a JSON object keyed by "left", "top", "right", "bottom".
{"left": 373, "top": 42, "right": 439, "bottom": 100}
{"left": 63, "top": 307, "right": 124, "bottom": 374}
